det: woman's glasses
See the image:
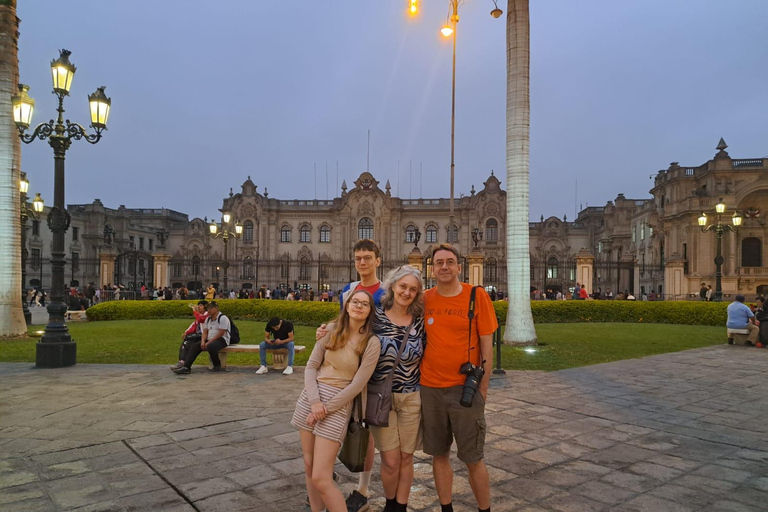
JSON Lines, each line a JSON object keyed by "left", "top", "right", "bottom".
{"left": 348, "top": 299, "right": 371, "bottom": 309}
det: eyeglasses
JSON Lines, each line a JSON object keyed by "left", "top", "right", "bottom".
{"left": 354, "top": 255, "right": 375, "bottom": 264}
{"left": 348, "top": 299, "right": 371, "bottom": 309}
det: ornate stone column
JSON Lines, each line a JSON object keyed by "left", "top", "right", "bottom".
{"left": 98, "top": 249, "right": 118, "bottom": 288}
{"left": 575, "top": 248, "right": 595, "bottom": 295}
{"left": 664, "top": 253, "right": 687, "bottom": 299}
{"left": 153, "top": 251, "right": 171, "bottom": 289}
{"left": 408, "top": 248, "right": 423, "bottom": 273}
{"left": 467, "top": 249, "right": 484, "bottom": 287}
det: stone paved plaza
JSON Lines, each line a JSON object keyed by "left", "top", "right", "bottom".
{"left": 1, "top": 345, "right": 768, "bottom": 511}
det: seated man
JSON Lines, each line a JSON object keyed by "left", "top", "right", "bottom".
{"left": 171, "top": 300, "right": 209, "bottom": 370}
{"left": 727, "top": 294, "right": 759, "bottom": 345}
{"left": 255, "top": 316, "right": 295, "bottom": 375}
{"left": 173, "top": 301, "right": 230, "bottom": 374}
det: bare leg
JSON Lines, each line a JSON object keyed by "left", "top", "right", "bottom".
{"left": 300, "top": 430, "right": 325, "bottom": 512}
{"left": 396, "top": 452, "right": 414, "bottom": 504}
{"left": 466, "top": 459, "right": 491, "bottom": 510}
{"left": 379, "top": 449, "right": 401, "bottom": 500}
{"left": 311, "top": 436, "right": 346, "bottom": 512}
{"left": 432, "top": 453, "right": 453, "bottom": 505}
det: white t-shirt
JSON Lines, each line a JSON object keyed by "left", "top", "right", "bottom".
{"left": 204, "top": 313, "right": 232, "bottom": 345}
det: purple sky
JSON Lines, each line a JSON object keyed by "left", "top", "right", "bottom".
{"left": 16, "top": 0, "right": 768, "bottom": 222}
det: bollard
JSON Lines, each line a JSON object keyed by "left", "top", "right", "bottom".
{"left": 493, "top": 319, "right": 506, "bottom": 375}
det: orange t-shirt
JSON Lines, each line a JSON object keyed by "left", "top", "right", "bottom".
{"left": 421, "top": 283, "right": 499, "bottom": 388}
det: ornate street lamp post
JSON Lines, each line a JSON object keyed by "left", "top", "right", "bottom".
{"left": 698, "top": 198, "right": 742, "bottom": 302}
{"left": 471, "top": 226, "right": 483, "bottom": 248}
{"left": 12, "top": 49, "right": 112, "bottom": 368}
{"left": 209, "top": 212, "right": 242, "bottom": 292}
{"left": 19, "top": 172, "right": 44, "bottom": 325}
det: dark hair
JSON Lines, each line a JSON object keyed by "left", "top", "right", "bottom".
{"left": 735, "top": 295, "right": 746, "bottom": 303}
{"left": 197, "top": 300, "right": 208, "bottom": 306}
{"left": 353, "top": 239, "right": 381, "bottom": 259}
{"left": 208, "top": 301, "right": 219, "bottom": 308}
{"left": 431, "top": 243, "right": 461, "bottom": 262}
{"left": 267, "top": 317, "right": 281, "bottom": 328}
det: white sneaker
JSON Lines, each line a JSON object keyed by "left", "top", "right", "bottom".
{"left": 255, "top": 366, "right": 268, "bottom": 375}
{"left": 282, "top": 366, "right": 294, "bottom": 375}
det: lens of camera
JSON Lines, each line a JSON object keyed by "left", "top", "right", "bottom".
{"left": 460, "top": 374, "right": 480, "bottom": 408}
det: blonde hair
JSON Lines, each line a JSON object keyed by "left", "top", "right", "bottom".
{"left": 380, "top": 266, "right": 424, "bottom": 316}
{"left": 326, "top": 290, "right": 375, "bottom": 356}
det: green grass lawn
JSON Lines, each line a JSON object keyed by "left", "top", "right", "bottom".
{"left": 0, "top": 320, "right": 727, "bottom": 371}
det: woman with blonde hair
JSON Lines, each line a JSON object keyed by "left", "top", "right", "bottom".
{"left": 370, "top": 265, "right": 426, "bottom": 512}
{"left": 292, "top": 290, "right": 381, "bottom": 512}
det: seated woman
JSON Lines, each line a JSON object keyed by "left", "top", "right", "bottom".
{"left": 292, "top": 290, "right": 380, "bottom": 512}
{"left": 369, "top": 266, "right": 425, "bottom": 512}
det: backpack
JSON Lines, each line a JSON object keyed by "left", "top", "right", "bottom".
{"left": 221, "top": 314, "right": 240, "bottom": 344}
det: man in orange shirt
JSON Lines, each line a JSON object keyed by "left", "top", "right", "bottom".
{"left": 421, "top": 244, "right": 497, "bottom": 512}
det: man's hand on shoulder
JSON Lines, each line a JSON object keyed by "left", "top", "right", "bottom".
{"left": 316, "top": 323, "right": 328, "bottom": 341}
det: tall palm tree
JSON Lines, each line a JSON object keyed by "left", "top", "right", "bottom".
{"left": 0, "top": 0, "right": 26, "bottom": 337}
{"left": 504, "top": 0, "right": 537, "bottom": 345}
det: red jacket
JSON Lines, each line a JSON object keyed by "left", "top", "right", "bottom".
{"left": 184, "top": 310, "right": 209, "bottom": 336}
{"left": 579, "top": 288, "right": 589, "bottom": 299}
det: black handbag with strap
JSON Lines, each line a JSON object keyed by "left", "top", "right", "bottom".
{"left": 338, "top": 394, "right": 369, "bottom": 472}
{"left": 365, "top": 320, "right": 413, "bottom": 427}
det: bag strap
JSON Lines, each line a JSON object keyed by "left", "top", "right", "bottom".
{"left": 467, "top": 286, "right": 480, "bottom": 363}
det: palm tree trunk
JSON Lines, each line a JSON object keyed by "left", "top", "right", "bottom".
{"left": 504, "top": 0, "right": 537, "bottom": 345}
{"left": 0, "top": 0, "right": 25, "bottom": 337}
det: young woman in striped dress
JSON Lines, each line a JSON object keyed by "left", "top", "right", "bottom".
{"left": 292, "top": 290, "right": 381, "bottom": 512}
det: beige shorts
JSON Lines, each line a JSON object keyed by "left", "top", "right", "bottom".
{"left": 370, "top": 390, "right": 423, "bottom": 454}
{"left": 291, "top": 383, "right": 350, "bottom": 444}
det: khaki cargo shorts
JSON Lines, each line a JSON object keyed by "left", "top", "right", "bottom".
{"left": 370, "top": 390, "right": 423, "bottom": 454}
{"left": 421, "top": 385, "right": 486, "bottom": 463}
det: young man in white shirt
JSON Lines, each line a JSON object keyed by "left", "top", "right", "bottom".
{"left": 173, "top": 301, "right": 231, "bottom": 374}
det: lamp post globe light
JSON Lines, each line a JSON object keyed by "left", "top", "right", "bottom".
{"left": 12, "top": 49, "right": 111, "bottom": 368}
{"left": 209, "top": 213, "right": 242, "bottom": 292}
{"left": 439, "top": 0, "right": 502, "bottom": 239}
{"left": 19, "top": 172, "right": 44, "bottom": 325}
{"left": 698, "top": 198, "right": 742, "bottom": 302}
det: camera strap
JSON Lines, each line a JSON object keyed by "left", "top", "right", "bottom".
{"left": 467, "top": 285, "right": 480, "bottom": 363}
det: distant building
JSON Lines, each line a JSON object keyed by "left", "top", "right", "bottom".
{"left": 24, "top": 140, "right": 768, "bottom": 299}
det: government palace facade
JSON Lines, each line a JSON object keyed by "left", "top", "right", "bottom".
{"left": 24, "top": 140, "right": 768, "bottom": 300}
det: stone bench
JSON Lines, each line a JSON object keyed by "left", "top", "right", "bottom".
{"left": 66, "top": 311, "right": 87, "bottom": 321}
{"left": 727, "top": 328, "right": 751, "bottom": 345}
{"left": 209, "top": 344, "right": 306, "bottom": 369}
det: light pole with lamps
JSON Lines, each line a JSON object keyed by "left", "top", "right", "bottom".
{"left": 440, "top": 1, "right": 503, "bottom": 240}
{"left": 19, "top": 172, "right": 45, "bottom": 325}
{"left": 209, "top": 212, "right": 242, "bottom": 293}
{"left": 698, "top": 198, "right": 742, "bottom": 302}
{"left": 12, "top": 49, "right": 112, "bottom": 368}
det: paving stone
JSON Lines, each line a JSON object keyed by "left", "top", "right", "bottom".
{"left": 521, "top": 448, "right": 571, "bottom": 466}
{"left": 693, "top": 463, "right": 755, "bottom": 483}
{"left": 0, "top": 482, "right": 48, "bottom": 505}
{"left": 600, "top": 470, "right": 659, "bottom": 493}
{"left": 703, "top": 500, "right": 764, "bottom": 512}
{"left": 119, "top": 488, "right": 189, "bottom": 511}
{"left": 540, "top": 491, "right": 608, "bottom": 511}
{"left": 497, "top": 477, "right": 560, "bottom": 502}
{"left": 625, "top": 461, "right": 683, "bottom": 482}
{"left": 3, "top": 497, "right": 57, "bottom": 512}
{"left": 572, "top": 480, "right": 636, "bottom": 505}
{"left": 649, "top": 483, "right": 720, "bottom": 509}
{"left": 581, "top": 444, "right": 656, "bottom": 469}
{"left": 179, "top": 476, "right": 241, "bottom": 502}
{"left": 617, "top": 493, "right": 696, "bottom": 512}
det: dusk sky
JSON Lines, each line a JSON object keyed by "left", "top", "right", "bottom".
{"left": 16, "top": 1, "right": 768, "bottom": 222}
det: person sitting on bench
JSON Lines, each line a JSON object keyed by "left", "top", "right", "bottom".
{"left": 170, "top": 300, "right": 208, "bottom": 370}
{"left": 173, "top": 301, "right": 230, "bottom": 374}
{"left": 256, "top": 316, "right": 295, "bottom": 375}
{"left": 727, "top": 294, "right": 760, "bottom": 345}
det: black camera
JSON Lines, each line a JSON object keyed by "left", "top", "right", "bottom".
{"left": 459, "top": 362, "right": 485, "bottom": 408}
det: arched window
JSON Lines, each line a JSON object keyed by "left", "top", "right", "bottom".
{"left": 280, "top": 256, "right": 289, "bottom": 278}
{"left": 485, "top": 219, "right": 498, "bottom": 244}
{"left": 426, "top": 225, "right": 437, "bottom": 244}
{"left": 320, "top": 225, "right": 331, "bottom": 243}
{"left": 192, "top": 256, "right": 200, "bottom": 277}
{"left": 742, "top": 237, "right": 762, "bottom": 267}
{"left": 546, "top": 257, "right": 559, "bottom": 279}
{"left": 448, "top": 224, "right": 458, "bottom": 243}
{"left": 484, "top": 258, "right": 498, "bottom": 282}
{"left": 300, "top": 225, "right": 311, "bottom": 243}
{"left": 280, "top": 226, "right": 291, "bottom": 242}
{"left": 358, "top": 218, "right": 373, "bottom": 240}
{"left": 299, "top": 257, "right": 311, "bottom": 280}
{"left": 243, "top": 257, "right": 254, "bottom": 278}
{"left": 243, "top": 220, "right": 254, "bottom": 243}
{"left": 405, "top": 225, "right": 417, "bottom": 243}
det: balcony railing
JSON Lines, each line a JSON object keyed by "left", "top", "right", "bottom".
{"left": 733, "top": 159, "right": 765, "bottom": 168}
{"left": 738, "top": 266, "right": 768, "bottom": 276}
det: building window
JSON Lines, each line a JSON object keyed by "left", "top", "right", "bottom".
{"left": 598, "top": 242, "right": 603, "bottom": 253}
{"left": 320, "top": 225, "right": 331, "bottom": 243}
{"left": 281, "top": 257, "right": 289, "bottom": 278}
{"left": 546, "top": 257, "right": 558, "bottom": 279}
{"left": 448, "top": 224, "right": 458, "bottom": 243}
{"left": 243, "top": 257, "right": 254, "bottom": 278}
{"left": 31, "top": 249, "right": 41, "bottom": 268}
{"left": 72, "top": 226, "right": 79, "bottom": 241}
{"left": 173, "top": 262, "right": 182, "bottom": 277}
{"left": 632, "top": 225, "right": 636, "bottom": 243}
{"left": 149, "top": 239, "right": 153, "bottom": 251}
{"left": 484, "top": 258, "right": 498, "bottom": 282}
{"left": 358, "top": 218, "right": 373, "bottom": 240}
{"left": 139, "top": 237, "right": 144, "bottom": 250}
{"left": 405, "top": 225, "right": 417, "bottom": 243}
{"left": 32, "top": 220, "right": 40, "bottom": 236}
{"left": 244, "top": 221, "right": 254, "bottom": 243}
{"left": 300, "top": 257, "right": 311, "bottom": 280}
{"left": 280, "top": 226, "right": 291, "bottom": 242}
{"left": 320, "top": 264, "right": 329, "bottom": 279}
{"left": 742, "top": 237, "right": 762, "bottom": 267}
{"left": 130, "top": 236, "right": 135, "bottom": 248}
{"left": 71, "top": 252, "right": 79, "bottom": 272}
{"left": 641, "top": 223, "right": 646, "bottom": 241}
{"left": 212, "top": 265, "right": 219, "bottom": 278}
{"left": 192, "top": 256, "right": 201, "bottom": 277}
{"left": 485, "top": 219, "right": 498, "bottom": 244}
{"left": 300, "top": 225, "right": 311, "bottom": 243}
{"left": 426, "top": 225, "right": 437, "bottom": 244}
